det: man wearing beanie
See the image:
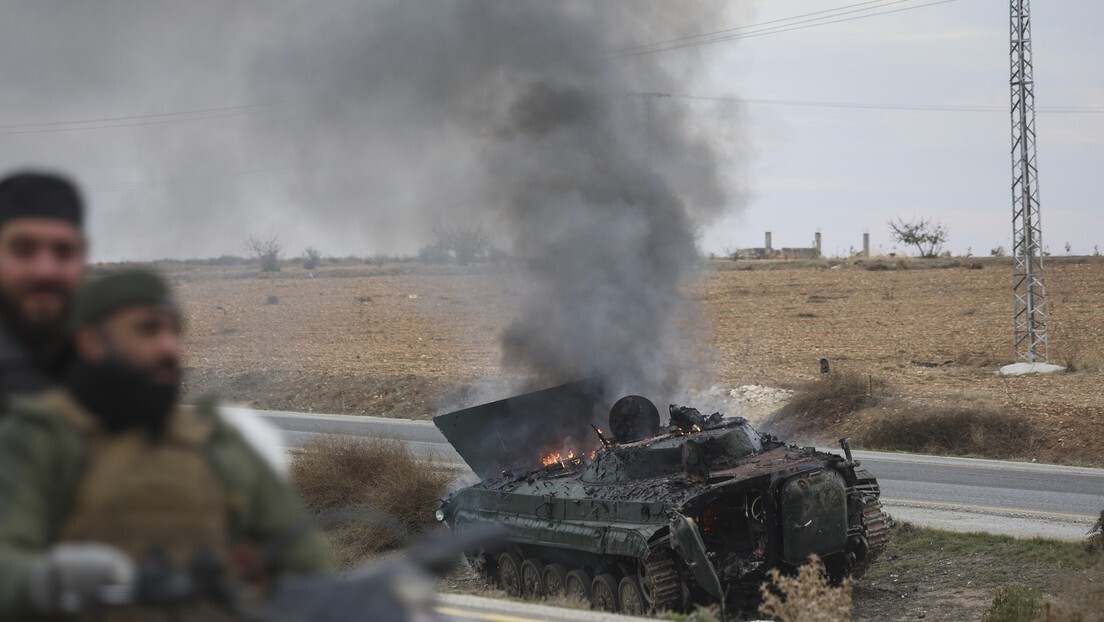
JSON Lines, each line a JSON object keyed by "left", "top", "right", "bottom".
{"left": 0, "top": 269, "right": 332, "bottom": 620}
{"left": 0, "top": 171, "right": 87, "bottom": 412}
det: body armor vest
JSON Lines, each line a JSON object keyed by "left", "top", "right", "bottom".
{"left": 42, "top": 392, "right": 238, "bottom": 621}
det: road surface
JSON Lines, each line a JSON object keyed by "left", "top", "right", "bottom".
{"left": 435, "top": 593, "right": 652, "bottom": 622}
{"left": 244, "top": 409, "right": 1103, "bottom": 541}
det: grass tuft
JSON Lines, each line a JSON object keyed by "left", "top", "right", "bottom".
{"left": 986, "top": 585, "right": 1042, "bottom": 622}
{"left": 759, "top": 554, "right": 852, "bottom": 622}
{"left": 291, "top": 434, "right": 452, "bottom": 566}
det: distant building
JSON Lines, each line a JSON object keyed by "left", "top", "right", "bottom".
{"left": 737, "top": 232, "right": 821, "bottom": 259}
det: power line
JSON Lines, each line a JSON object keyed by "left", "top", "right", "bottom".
{"left": 621, "top": 0, "right": 960, "bottom": 58}
{"left": 617, "top": 0, "right": 964, "bottom": 58}
{"left": 86, "top": 163, "right": 301, "bottom": 194}
{"left": 0, "top": 100, "right": 291, "bottom": 136}
{"left": 619, "top": 0, "right": 914, "bottom": 55}
{"left": 667, "top": 94, "right": 1104, "bottom": 114}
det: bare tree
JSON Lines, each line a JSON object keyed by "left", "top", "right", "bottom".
{"left": 302, "top": 246, "right": 322, "bottom": 270}
{"left": 888, "top": 218, "right": 948, "bottom": 258}
{"left": 421, "top": 227, "right": 489, "bottom": 266}
{"left": 244, "top": 235, "right": 282, "bottom": 272}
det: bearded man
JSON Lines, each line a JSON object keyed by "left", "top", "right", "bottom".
{"left": 0, "top": 269, "right": 332, "bottom": 620}
{"left": 0, "top": 171, "right": 86, "bottom": 411}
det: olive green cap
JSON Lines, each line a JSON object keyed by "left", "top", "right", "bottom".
{"left": 71, "top": 269, "right": 176, "bottom": 328}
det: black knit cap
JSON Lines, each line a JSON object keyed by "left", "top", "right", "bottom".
{"left": 71, "top": 269, "right": 176, "bottom": 328}
{"left": 0, "top": 171, "right": 84, "bottom": 229}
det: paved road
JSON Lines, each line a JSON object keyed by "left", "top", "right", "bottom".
{"left": 244, "top": 408, "right": 1104, "bottom": 541}
{"left": 435, "top": 593, "right": 652, "bottom": 622}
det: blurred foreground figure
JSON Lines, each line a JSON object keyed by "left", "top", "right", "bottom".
{"left": 0, "top": 269, "right": 332, "bottom": 620}
{"left": 0, "top": 171, "right": 86, "bottom": 412}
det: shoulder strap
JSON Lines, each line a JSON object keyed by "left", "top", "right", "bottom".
{"left": 18, "top": 389, "right": 100, "bottom": 433}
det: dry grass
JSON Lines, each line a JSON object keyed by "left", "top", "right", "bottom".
{"left": 291, "top": 434, "right": 452, "bottom": 566}
{"left": 766, "top": 368, "right": 1050, "bottom": 461}
{"left": 766, "top": 370, "right": 882, "bottom": 437}
{"left": 1041, "top": 581, "right": 1104, "bottom": 622}
{"left": 1041, "top": 584, "right": 1104, "bottom": 622}
{"left": 759, "top": 554, "right": 852, "bottom": 622}
{"left": 856, "top": 404, "right": 1039, "bottom": 460}
{"left": 986, "top": 585, "right": 1043, "bottom": 622}
{"left": 986, "top": 579, "right": 1104, "bottom": 622}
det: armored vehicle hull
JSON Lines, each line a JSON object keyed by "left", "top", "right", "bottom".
{"left": 434, "top": 383, "right": 888, "bottom": 614}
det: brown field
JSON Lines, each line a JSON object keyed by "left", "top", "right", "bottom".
{"left": 171, "top": 256, "right": 1104, "bottom": 464}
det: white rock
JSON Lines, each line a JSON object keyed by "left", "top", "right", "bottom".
{"left": 997, "top": 362, "right": 1066, "bottom": 376}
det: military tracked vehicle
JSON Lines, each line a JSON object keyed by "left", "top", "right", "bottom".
{"left": 433, "top": 380, "right": 889, "bottom": 614}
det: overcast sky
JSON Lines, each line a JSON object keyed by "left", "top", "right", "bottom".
{"left": 697, "top": 0, "right": 1104, "bottom": 258}
{"left": 0, "top": 0, "right": 1099, "bottom": 261}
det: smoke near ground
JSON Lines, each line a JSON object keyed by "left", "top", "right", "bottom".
{"left": 0, "top": 1, "right": 747, "bottom": 397}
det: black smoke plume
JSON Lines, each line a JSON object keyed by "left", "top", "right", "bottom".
{"left": 0, "top": 1, "right": 744, "bottom": 399}
{"left": 244, "top": 1, "right": 741, "bottom": 397}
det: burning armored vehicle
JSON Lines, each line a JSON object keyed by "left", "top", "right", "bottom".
{"left": 433, "top": 380, "right": 889, "bottom": 614}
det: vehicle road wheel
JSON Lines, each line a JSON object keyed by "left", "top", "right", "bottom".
{"left": 497, "top": 552, "right": 524, "bottom": 597}
{"left": 520, "top": 559, "right": 545, "bottom": 599}
{"left": 542, "top": 563, "right": 569, "bottom": 597}
{"left": 591, "top": 573, "right": 620, "bottom": 612}
{"left": 564, "top": 569, "right": 592, "bottom": 604}
{"left": 618, "top": 576, "right": 647, "bottom": 615}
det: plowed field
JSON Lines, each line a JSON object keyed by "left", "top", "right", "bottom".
{"left": 172, "top": 257, "right": 1104, "bottom": 464}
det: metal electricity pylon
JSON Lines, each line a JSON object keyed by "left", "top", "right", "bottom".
{"left": 629, "top": 92, "right": 672, "bottom": 173}
{"left": 1010, "top": 0, "right": 1048, "bottom": 362}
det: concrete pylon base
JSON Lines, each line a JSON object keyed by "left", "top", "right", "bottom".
{"left": 997, "top": 362, "right": 1066, "bottom": 376}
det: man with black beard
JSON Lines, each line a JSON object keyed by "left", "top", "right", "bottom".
{"left": 0, "top": 269, "right": 332, "bottom": 620}
{"left": 0, "top": 171, "right": 86, "bottom": 412}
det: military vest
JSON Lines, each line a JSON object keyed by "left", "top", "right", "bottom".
{"left": 42, "top": 391, "right": 239, "bottom": 621}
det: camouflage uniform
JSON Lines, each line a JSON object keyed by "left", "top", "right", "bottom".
{"left": 0, "top": 389, "right": 333, "bottom": 620}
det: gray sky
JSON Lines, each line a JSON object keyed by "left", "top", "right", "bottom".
{"left": 696, "top": 0, "right": 1104, "bottom": 258}
{"left": 0, "top": 0, "right": 1099, "bottom": 261}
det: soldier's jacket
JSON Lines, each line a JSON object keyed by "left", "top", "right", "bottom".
{"left": 0, "top": 389, "right": 334, "bottom": 620}
{"left": 0, "top": 323, "right": 68, "bottom": 415}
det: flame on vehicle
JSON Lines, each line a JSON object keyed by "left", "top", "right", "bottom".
{"left": 541, "top": 449, "right": 576, "bottom": 468}
{"left": 539, "top": 439, "right": 596, "bottom": 470}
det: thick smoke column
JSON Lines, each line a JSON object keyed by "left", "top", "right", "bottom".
{"left": 250, "top": 1, "right": 740, "bottom": 396}
{"left": 496, "top": 83, "right": 704, "bottom": 395}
